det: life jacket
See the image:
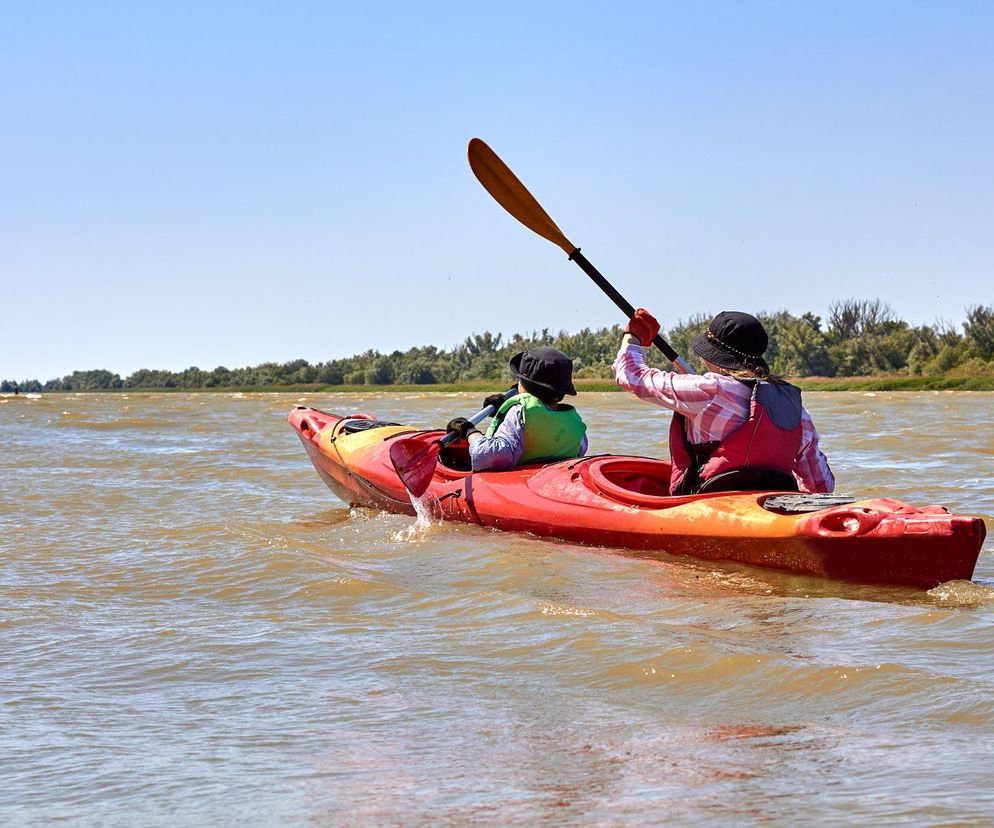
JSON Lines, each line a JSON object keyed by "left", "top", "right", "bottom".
{"left": 668, "top": 381, "right": 804, "bottom": 495}
{"left": 487, "top": 393, "right": 586, "bottom": 464}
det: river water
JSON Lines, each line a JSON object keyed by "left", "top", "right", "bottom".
{"left": 2, "top": 391, "right": 993, "bottom": 826}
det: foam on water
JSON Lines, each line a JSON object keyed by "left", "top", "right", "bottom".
{"left": 927, "top": 578, "right": 994, "bottom": 606}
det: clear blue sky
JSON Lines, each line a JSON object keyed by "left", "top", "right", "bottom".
{"left": 2, "top": 1, "right": 992, "bottom": 381}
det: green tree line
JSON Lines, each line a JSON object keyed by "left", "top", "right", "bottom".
{"left": 6, "top": 300, "right": 994, "bottom": 392}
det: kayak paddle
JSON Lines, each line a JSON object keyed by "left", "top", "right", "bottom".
{"left": 390, "top": 386, "right": 518, "bottom": 497}
{"left": 467, "top": 138, "right": 692, "bottom": 374}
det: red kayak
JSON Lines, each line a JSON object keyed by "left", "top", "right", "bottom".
{"left": 288, "top": 405, "right": 987, "bottom": 588}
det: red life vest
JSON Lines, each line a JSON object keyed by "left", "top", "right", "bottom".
{"left": 668, "top": 381, "right": 804, "bottom": 495}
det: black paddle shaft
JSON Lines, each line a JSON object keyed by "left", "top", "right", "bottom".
{"left": 567, "top": 248, "right": 691, "bottom": 371}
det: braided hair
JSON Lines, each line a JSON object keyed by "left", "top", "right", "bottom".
{"left": 722, "top": 365, "right": 786, "bottom": 384}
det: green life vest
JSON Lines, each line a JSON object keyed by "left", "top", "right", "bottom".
{"left": 486, "top": 393, "right": 587, "bottom": 464}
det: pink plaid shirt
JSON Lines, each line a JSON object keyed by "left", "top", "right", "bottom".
{"left": 612, "top": 343, "right": 835, "bottom": 493}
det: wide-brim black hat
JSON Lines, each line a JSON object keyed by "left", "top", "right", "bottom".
{"left": 509, "top": 347, "right": 577, "bottom": 396}
{"left": 691, "top": 311, "right": 770, "bottom": 374}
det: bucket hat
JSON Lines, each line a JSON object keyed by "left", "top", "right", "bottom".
{"left": 691, "top": 311, "right": 770, "bottom": 374}
{"left": 509, "top": 347, "right": 577, "bottom": 397}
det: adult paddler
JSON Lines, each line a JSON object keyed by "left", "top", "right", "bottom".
{"left": 446, "top": 346, "right": 588, "bottom": 471}
{"left": 614, "top": 309, "right": 835, "bottom": 495}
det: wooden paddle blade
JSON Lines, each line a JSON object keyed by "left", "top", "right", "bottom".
{"left": 468, "top": 138, "right": 575, "bottom": 256}
{"left": 389, "top": 435, "right": 442, "bottom": 497}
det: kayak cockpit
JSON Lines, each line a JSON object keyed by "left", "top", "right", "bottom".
{"left": 562, "top": 456, "right": 798, "bottom": 509}
{"left": 579, "top": 456, "right": 673, "bottom": 506}
{"left": 438, "top": 441, "right": 473, "bottom": 472}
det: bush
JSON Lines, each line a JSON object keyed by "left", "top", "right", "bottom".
{"left": 365, "top": 358, "right": 395, "bottom": 385}
{"left": 395, "top": 363, "right": 437, "bottom": 384}
{"left": 964, "top": 305, "right": 994, "bottom": 360}
{"left": 316, "top": 364, "right": 344, "bottom": 385}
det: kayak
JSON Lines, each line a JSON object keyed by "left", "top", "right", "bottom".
{"left": 288, "top": 405, "right": 987, "bottom": 588}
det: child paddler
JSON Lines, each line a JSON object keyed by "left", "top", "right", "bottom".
{"left": 614, "top": 309, "right": 835, "bottom": 495}
{"left": 446, "top": 346, "right": 588, "bottom": 471}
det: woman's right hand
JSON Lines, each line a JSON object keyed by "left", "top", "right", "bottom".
{"left": 625, "top": 308, "right": 660, "bottom": 346}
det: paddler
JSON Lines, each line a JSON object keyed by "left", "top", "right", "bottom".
{"left": 614, "top": 309, "right": 835, "bottom": 495}
{"left": 446, "top": 346, "right": 588, "bottom": 471}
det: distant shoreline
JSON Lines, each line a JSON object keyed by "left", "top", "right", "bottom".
{"left": 12, "top": 376, "right": 994, "bottom": 394}
{"left": 12, "top": 303, "right": 994, "bottom": 394}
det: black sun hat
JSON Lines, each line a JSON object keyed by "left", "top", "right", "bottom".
{"left": 509, "top": 346, "right": 577, "bottom": 397}
{"left": 691, "top": 311, "right": 771, "bottom": 374}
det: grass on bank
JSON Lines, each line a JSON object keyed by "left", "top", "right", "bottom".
{"left": 46, "top": 376, "right": 994, "bottom": 393}
{"left": 284, "top": 377, "right": 994, "bottom": 393}
{"left": 791, "top": 376, "right": 994, "bottom": 391}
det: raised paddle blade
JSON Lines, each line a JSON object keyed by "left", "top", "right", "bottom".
{"left": 469, "top": 139, "right": 693, "bottom": 376}
{"left": 389, "top": 435, "right": 443, "bottom": 498}
{"left": 468, "top": 138, "right": 575, "bottom": 256}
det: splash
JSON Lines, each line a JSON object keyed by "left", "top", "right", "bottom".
{"left": 927, "top": 579, "right": 994, "bottom": 607}
{"left": 392, "top": 490, "right": 440, "bottom": 542}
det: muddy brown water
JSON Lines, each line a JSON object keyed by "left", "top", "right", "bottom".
{"left": 2, "top": 391, "right": 993, "bottom": 825}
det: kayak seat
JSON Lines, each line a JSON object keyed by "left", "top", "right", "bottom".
{"left": 608, "top": 469, "right": 672, "bottom": 498}
{"left": 696, "top": 467, "right": 799, "bottom": 495}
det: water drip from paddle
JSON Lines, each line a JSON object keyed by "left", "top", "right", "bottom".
{"left": 392, "top": 489, "right": 440, "bottom": 542}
